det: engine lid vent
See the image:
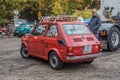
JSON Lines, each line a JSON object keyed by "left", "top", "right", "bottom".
{"left": 86, "top": 37, "right": 94, "bottom": 41}
{"left": 73, "top": 38, "right": 83, "bottom": 42}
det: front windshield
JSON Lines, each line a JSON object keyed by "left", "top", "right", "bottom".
{"left": 63, "top": 24, "right": 91, "bottom": 35}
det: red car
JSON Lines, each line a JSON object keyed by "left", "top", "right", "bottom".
{"left": 21, "top": 19, "right": 102, "bottom": 69}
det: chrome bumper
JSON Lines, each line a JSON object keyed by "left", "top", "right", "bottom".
{"left": 66, "top": 54, "right": 98, "bottom": 60}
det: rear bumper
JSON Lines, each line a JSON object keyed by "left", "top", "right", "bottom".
{"left": 66, "top": 54, "right": 98, "bottom": 60}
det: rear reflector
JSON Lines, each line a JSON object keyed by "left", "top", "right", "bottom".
{"left": 99, "top": 44, "right": 103, "bottom": 51}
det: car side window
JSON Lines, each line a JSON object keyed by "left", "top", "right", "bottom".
{"left": 47, "top": 25, "right": 58, "bottom": 37}
{"left": 34, "top": 25, "right": 46, "bottom": 36}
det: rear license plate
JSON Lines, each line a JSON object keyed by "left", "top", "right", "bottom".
{"left": 84, "top": 45, "right": 92, "bottom": 54}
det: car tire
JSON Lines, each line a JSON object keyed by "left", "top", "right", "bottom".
{"left": 83, "top": 60, "right": 94, "bottom": 64}
{"left": 108, "top": 27, "right": 120, "bottom": 51}
{"left": 21, "top": 45, "right": 30, "bottom": 58}
{"left": 49, "top": 52, "right": 62, "bottom": 70}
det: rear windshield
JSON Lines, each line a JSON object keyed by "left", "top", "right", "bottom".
{"left": 63, "top": 24, "right": 91, "bottom": 35}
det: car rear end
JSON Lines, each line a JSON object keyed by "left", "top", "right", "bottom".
{"left": 65, "top": 35, "right": 102, "bottom": 62}
{"left": 60, "top": 22, "right": 102, "bottom": 62}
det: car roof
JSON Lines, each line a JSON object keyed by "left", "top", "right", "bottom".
{"left": 37, "top": 16, "right": 85, "bottom": 25}
{"left": 56, "top": 21, "right": 84, "bottom": 25}
{"left": 39, "top": 21, "right": 84, "bottom": 26}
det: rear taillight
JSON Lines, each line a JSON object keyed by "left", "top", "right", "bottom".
{"left": 99, "top": 44, "right": 103, "bottom": 51}
{"left": 67, "top": 47, "right": 73, "bottom": 56}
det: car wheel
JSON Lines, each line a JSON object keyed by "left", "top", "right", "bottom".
{"left": 21, "top": 45, "right": 30, "bottom": 58}
{"left": 108, "top": 27, "right": 120, "bottom": 51}
{"left": 84, "top": 60, "right": 94, "bottom": 64}
{"left": 49, "top": 52, "right": 62, "bottom": 70}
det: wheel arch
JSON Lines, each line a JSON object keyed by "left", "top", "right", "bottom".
{"left": 47, "top": 48, "right": 62, "bottom": 61}
{"left": 114, "top": 24, "right": 120, "bottom": 31}
{"left": 111, "top": 24, "right": 120, "bottom": 31}
{"left": 99, "top": 23, "right": 120, "bottom": 34}
{"left": 108, "top": 24, "right": 120, "bottom": 36}
{"left": 21, "top": 42, "right": 28, "bottom": 49}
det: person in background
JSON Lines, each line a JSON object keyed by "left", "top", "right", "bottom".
{"left": 88, "top": 8, "right": 102, "bottom": 38}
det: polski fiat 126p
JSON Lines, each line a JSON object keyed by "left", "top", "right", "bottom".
{"left": 21, "top": 16, "right": 102, "bottom": 69}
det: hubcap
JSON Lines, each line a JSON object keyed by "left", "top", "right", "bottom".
{"left": 22, "top": 47, "right": 29, "bottom": 57}
{"left": 111, "top": 32, "right": 119, "bottom": 47}
{"left": 50, "top": 55, "right": 57, "bottom": 68}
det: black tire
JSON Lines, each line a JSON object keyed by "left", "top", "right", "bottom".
{"left": 21, "top": 45, "right": 30, "bottom": 58}
{"left": 108, "top": 27, "right": 120, "bottom": 51}
{"left": 49, "top": 52, "right": 62, "bottom": 70}
{"left": 84, "top": 60, "right": 94, "bottom": 64}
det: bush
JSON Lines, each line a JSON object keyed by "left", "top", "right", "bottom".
{"left": 0, "top": 19, "right": 9, "bottom": 26}
{"left": 72, "top": 9, "right": 92, "bottom": 19}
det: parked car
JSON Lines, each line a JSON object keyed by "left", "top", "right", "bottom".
{"left": 15, "top": 19, "right": 27, "bottom": 27}
{"left": 21, "top": 17, "right": 102, "bottom": 69}
{"left": 14, "top": 23, "right": 34, "bottom": 37}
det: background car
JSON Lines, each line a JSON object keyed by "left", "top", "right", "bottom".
{"left": 14, "top": 23, "right": 34, "bottom": 37}
{"left": 15, "top": 19, "right": 27, "bottom": 27}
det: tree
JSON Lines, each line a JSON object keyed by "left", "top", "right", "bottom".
{"left": 0, "top": 0, "right": 101, "bottom": 25}
{"left": 20, "top": 0, "right": 38, "bottom": 21}
{"left": 52, "top": 1, "right": 64, "bottom": 15}
{"left": 0, "top": 0, "right": 15, "bottom": 26}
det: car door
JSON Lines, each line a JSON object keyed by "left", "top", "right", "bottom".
{"left": 44, "top": 25, "right": 59, "bottom": 55}
{"left": 28, "top": 24, "right": 46, "bottom": 56}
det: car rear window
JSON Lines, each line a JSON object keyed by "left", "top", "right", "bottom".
{"left": 63, "top": 24, "right": 91, "bottom": 35}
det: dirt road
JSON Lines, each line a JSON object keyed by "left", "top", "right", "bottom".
{"left": 0, "top": 38, "right": 120, "bottom": 80}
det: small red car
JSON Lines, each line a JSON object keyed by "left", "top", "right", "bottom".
{"left": 21, "top": 18, "right": 102, "bottom": 69}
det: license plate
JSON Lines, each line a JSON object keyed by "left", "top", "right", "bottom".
{"left": 84, "top": 45, "right": 92, "bottom": 54}
{"left": 2, "top": 32, "right": 5, "bottom": 35}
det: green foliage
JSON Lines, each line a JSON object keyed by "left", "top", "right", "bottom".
{"left": 0, "top": 0, "right": 100, "bottom": 25}
{"left": 19, "top": 1, "right": 38, "bottom": 21}
{"left": 52, "top": 1, "right": 64, "bottom": 15}
{"left": 72, "top": 9, "right": 92, "bottom": 19}
{"left": 0, "top": 19, "right": 9, "bottom": 24}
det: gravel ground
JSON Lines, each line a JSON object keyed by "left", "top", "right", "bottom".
{"left": 0, "top": 37, "right": 120, "bottom": 80}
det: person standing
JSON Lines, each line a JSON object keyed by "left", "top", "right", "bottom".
{"left": 88, "top": 8, "right": 102, "bottom": 38}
